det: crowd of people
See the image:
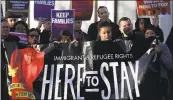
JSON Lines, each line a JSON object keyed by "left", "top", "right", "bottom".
{"left": 1, "top": 6, "right": 173, "bottom": 100}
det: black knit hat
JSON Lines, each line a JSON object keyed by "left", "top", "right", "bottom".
{"left": 5, "top": 11, "right": 21, "bottom": 18}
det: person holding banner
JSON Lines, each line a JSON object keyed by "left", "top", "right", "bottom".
{"left": 139, "top": 25, "right": 173, "bottom": 100}
{"left": 1, "top": 18, "right": 20, "bottom": 100}
{"left": 87, "top": 6, "right": 120, "bottom": 41}
{"left": 27, "top": 28, "right": 40, "bottom": 46}
{"left": 8, "top": 28, "right": 56, "bottom": 99}
{"left": 134, "top": 15, "right": 164, "bottom": 42}
{"left": 118, "top": 17, "right": 136, "bottom": 53}
{"left": 96, "top": 21, "right": 112, "bottom": 41}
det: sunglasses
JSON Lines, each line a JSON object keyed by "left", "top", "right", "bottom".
{"left": 29, "top": 34, "right": 39, "bottom": 38}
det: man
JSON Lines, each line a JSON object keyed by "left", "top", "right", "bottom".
{"left": 117, "top": 17, "right": 135, "bottom": 53}
{"left": 87, "top": 6, "right": 120, "bottom": 41}
{"left": 1, "top": 18, "right": 20, "bottom": 100}
{"left": 5, "top": 12, "right": 17, "bottom": 32}
{"left": 1, "top": 18, "right": 20, "bottom": 42}
{"left": 118, "top": 17, "right": 153, "bottom": 59}
{"left": 5, "top": 11, "right": 26, "bottom": 32}
{"left": 37, "top": 20, "right": 51, "bottom": 44}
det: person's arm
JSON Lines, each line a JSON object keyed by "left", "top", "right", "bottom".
{"left": 152, "top": 14, "right": 159, "bottom": 27}
{"left": 159, "top": 43, "right": 173, "bottom": 70}
{"left": 36, "top": 20, "right": 43, "bottom": 31}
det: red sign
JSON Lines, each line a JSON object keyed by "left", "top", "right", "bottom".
{"left": 72, "top": 0, "right": 93, "bottom": 20}
{"left": 136, "top": 0, "right": 171, "bottom": 16}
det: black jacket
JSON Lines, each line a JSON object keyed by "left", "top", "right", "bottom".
{"left": 74, "top": 29, "right": 88, "bottom": 42}
{"left": 1, "top": 35, "right": 19, "bottom": 100}
{"left": 134, "top": 18, "right": 164, "bottom": 42}
{"left": 166, "top": 26, "right": 173, "bottom": 58}
{"left": 4, "top": 35, "right": 20, "bottom": 42}
{"left": 87, "top": 20, "right": 120, "bottom": 41}
{"left": 39, "top": 29, "right": 51, "bottom": 44}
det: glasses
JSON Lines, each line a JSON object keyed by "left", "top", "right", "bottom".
{"left": 29, "top": 35, "right": 39, "bottom": 38}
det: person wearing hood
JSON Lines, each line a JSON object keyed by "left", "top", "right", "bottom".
{"left": 138, "top": 25, "right": 173, "bottom": 100}
{"left": 134, "top": 17, "right": 164, "bottom": 42}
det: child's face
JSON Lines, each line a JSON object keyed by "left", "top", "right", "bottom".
{"left": 60, "top": 35, "right": 71, "bottom": 43}
{"left": 99, "top": 27, "right": 112, "bottom": 41}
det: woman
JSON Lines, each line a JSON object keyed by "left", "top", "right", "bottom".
{"left": 134, "top": 18, "right": 149, "bottom": 33}
{"left": 134, "top": 18, "right": 164, "bottom": 42}
{"left": 13, "top": 21, "right": 29, "bottom": 34}
{"left": 27, "top": 28, "right": 40, "bottom": 45}
{"left": 9, "top": 28, "right": 55, "bottom": 99}
{"left": 96, "top": 21, "right": 112, "bottom": 41}
{"left": 139, "top": 25, "right": 173, "bottom": 100}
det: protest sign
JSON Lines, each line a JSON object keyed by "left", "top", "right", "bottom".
{"left": 51, "top": 9, "right": 74, "bottom": 41}
{"left": 72, "top": 0, "right": 93, "bottom": 20}
{"left": 6, "top": 0, "right": 29, "bottom": 17}
{"left": 34, "top": 0, "right": 55, "bottom": 21}
{"left": 136, "top": 0, "right": 171, "bottom": 16}
{"left": 9, "top": 32, "right": 27, "bottom": 44}
{"left": 2, "top": 39, "right": 166, "bottom": 99}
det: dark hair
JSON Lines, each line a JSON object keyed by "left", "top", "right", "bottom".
{"left": 27, "top": 28, "right": 40, "bottom": 36}
{"left": 145, "top": 25, "right": 157, "bottom": 34}
{"left": 13, "top": 21, "right": 29, "bottom": 33}
{"left": 97, "top": 6, "right": 108, "bottom": 14}
{"left": 5, "top": 11, "right": 21, "bottom": 18}
{"left": 135, "top": 18, "right": 151, "bottom": 30}
{"left": 57, "top": 29, "right": 73, "bottom": 41}
{"left": 98, "top": 21, "right": 111, "bottom": 32}
{"left": 1, "top": 17, "right": 7, "bottom": 22}
{"left": 97, "top": 21, "right": 112, "bottom": 41}
{"left": 119, "top": 17, "right": 131, "bottom": 25}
